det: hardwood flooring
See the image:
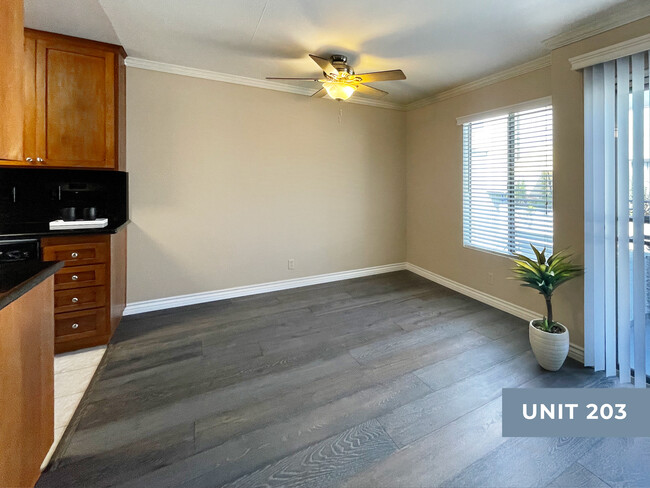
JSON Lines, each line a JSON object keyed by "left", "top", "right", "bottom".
{"left": 37, "top": 271, "right": 649, "bottom": 487}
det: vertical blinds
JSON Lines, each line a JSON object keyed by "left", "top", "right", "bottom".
{"left": 462, "top": 105, "right": 554, "bottom": 257}
{"left": 584, "top": 51, "right": 648, "bottom": 387}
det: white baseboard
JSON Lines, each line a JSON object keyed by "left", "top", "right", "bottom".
{"left": 123, "top": 263, "right": 407, "bottom": 316}
{"left": 123, "top": 260, "right": 585, "bottom": 364}
{"left": 405, "top": 263, "right": 539, "bottom": 322}
{"left": 567, "top": 344, "right": 585, "bottom": 364}
{"left": 405, "top": 263, "right": 584, "bottom": 364}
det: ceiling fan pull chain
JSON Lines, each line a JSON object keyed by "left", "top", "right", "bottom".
{"left": 338, "top": 105, "right": 343, "bottom": 124}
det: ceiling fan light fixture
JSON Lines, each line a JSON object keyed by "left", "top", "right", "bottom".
{"left": 267, "top": 54, "right": 405, "bottom": 100}
{"left": 323, "top": 82, "right": 357, "bottom": 101}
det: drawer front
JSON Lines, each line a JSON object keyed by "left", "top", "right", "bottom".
{"left": 55, "top": 308, "right": 105, "bottom": 339}
{"left": 42, "top": 242, "right": 108, "bottom": 267}
{"left": 54, "top": 286, "right": 106, "bottom": 313}
{"left": 54, "top": 264, "right": 106, "bottom": 290}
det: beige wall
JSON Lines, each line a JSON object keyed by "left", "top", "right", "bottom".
{"left": 126, "top": 16, "right": 650, "bottom": 343}
{"left": 126, "top": 68, "right": 407, "bottom": 302}
{"left": 407, "top": 17, "right": 650, "bottom": 350}
{"left": 406, "top": 67, "right": 553, "bottom": 324}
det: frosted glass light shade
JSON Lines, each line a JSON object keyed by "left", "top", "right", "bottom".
{"left": 323, "top": 82, "right": 356, "bottom": 100}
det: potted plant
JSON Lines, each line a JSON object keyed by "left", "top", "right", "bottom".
{"left": 511, "top": 244, "right": 583, "bottom": 371}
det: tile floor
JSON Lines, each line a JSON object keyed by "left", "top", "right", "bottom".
{"left": 41, "top": 346, "right": 106, "bottom": 469}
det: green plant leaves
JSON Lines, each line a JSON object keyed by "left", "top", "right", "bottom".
{"left": 510, "top": 244, "right": 583, "bottom": 299}
{"left": 532, "top": 245, "right": 546, "bottom": 264}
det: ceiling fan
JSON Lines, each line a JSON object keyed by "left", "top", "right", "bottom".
{"left": 267, "top": 54, "right": 406, "bottom": 101}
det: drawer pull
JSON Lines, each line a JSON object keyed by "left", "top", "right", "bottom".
{"left": 71, "top": 297, "right": 79, "bottom": 303}
{"left": 71, "top": 323, "right": 79, "bottom": 329}
{"left": 71, "top": 275, "right": 79, "bottom": 281}
{"left": 71, "top": 252, "right": 79, "bottom": 258}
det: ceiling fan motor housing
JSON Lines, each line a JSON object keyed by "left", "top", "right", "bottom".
{"left": 330, "top": 54, "right": 354, "bottom": 75}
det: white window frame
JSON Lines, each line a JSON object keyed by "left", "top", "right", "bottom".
{"left": 458, "top": 97, "right": 554, "bottom": 258}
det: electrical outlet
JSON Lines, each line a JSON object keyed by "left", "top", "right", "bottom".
{"left": 487, "top": 272, "right": 494, "bottom": 285}
{"left": 288, "top": 259, "right": 295, "bottom": 270}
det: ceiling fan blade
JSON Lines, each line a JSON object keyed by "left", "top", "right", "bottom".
{"left": 265, "top": 77, "right": 321, "bottom": 81}
{"left": 309, "top": 54, "right": 338, "bottom": 77}
{"left": 354, "top": 70, "right": 406, "bottom": 83}
{"left": 311, "top": 87, "right": 327, "bottom": 98}
{"left": 355, "top": 83, "right": 388, "bottom": 98}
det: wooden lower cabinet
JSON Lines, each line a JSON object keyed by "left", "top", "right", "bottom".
{"left": 0, "top": 275, "right": 54, "bottom": 488}
{"left": 55, "top": 307, "right": 105, "bottom": 339}
{"left": 42, "top": 229, "right": 126, "bottom": 353}
{"left": 54, "top": 286, "right": 106, "bottom": 313}
{"left": 53, "top": 264, "right": 106, "bottom": 290}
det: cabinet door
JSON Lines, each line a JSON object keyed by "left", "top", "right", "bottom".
{"left": 0, "top": 0, "right": 24, "bottom": 162}
{"left": 23, "top": 36, "right": 36, "bottom": 164}
{"left": 0, "top": 277, "right": 53, "bottom": 488}
{"left": 35, "top": 38, "right": 116, "bottom": 168}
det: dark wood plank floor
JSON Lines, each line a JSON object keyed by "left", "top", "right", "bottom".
{"left": 37, "top": 271, "right": 649, "bottom": 487}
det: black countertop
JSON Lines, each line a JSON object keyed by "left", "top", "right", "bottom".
{"left": 0, "top": 260, "right": 64, "bottom": 311}
{"left": 0, "top": 220, "right": 129, "bottom": 240}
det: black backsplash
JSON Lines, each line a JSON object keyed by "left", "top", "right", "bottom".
{"left": 0, "top": 167, "right": 128, "bottom": 231}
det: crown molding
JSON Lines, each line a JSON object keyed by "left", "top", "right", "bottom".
{"left": 124, "top": 57, "right": 406, "bottom": 111}
{"left": 345, "top": 93, "right": 407, "bottom": 111}
{"left": 124, "top": 53, "right": 562, "bottom": 114}
{"left": 406, "top": 55, "right": 551, "bottom": 111}
{"left": 125, "top": 55, "right": 552, "bottom": 113}
{"left": 543, "top": 0, "right": 650, "bottom": 51}
{"left": 125, "top": 57, "right": 313, "bottom": 95}
{"left": 569, "top": 32, "right": 650, "bottom": 70}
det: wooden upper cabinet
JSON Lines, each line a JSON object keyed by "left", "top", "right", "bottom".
{"left": 22, "top": 30, "right": 126, "bottom": 169}
{"left": 36, "top": 39, "right": 115, "bottom": 167}
{"left": 23, "top": 35, "right": 36, "bottom": 164}
{"left": 0, "top": 0, "right": 25, "bottom": 162}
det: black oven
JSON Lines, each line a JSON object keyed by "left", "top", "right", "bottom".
{"left": 0, "top": 239, "right": 40, "bottom": 263}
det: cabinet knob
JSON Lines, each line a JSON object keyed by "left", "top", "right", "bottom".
{"left": 37, "top": 157, "right": 44, "bottom": 162}
{"left": 71, "top": 252, "right": 79, "bottom": 258}
{"left": 71, "top": 323, "right": 79, "bottom": 329}
{"left": 71, "top": 275, "right": 79, "bottom": 281}
{"left": 26, "top": 157, "right": 33, "bottom": 162}
{"left": 71, "top": 297, "right": 79, "bottom": 303}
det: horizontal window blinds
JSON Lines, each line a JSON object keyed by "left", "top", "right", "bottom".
{"left": 463, "top": 105, "right": 553, "bottom": 257}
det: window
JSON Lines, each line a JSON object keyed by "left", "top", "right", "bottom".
{"left": 461, "top": 101, "right": 553, "bottom": 257}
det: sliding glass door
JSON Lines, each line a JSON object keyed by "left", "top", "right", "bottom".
{"left": 584, "top": 51, "right": 649, "bottom": 387}
{"left": 625, "top": 86, "right": 650, "bottom": 378}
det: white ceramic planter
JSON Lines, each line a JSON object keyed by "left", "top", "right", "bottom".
{"left": 528, "top": 320, "right": 569, "bottom": 371}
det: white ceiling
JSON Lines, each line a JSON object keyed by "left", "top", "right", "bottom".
{"left": 24, "top": 0, "right": 635, "bottom": 104}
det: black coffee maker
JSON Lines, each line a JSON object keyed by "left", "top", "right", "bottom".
{"left": 58, "top": 182, "right": 102, "bottom": 221}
